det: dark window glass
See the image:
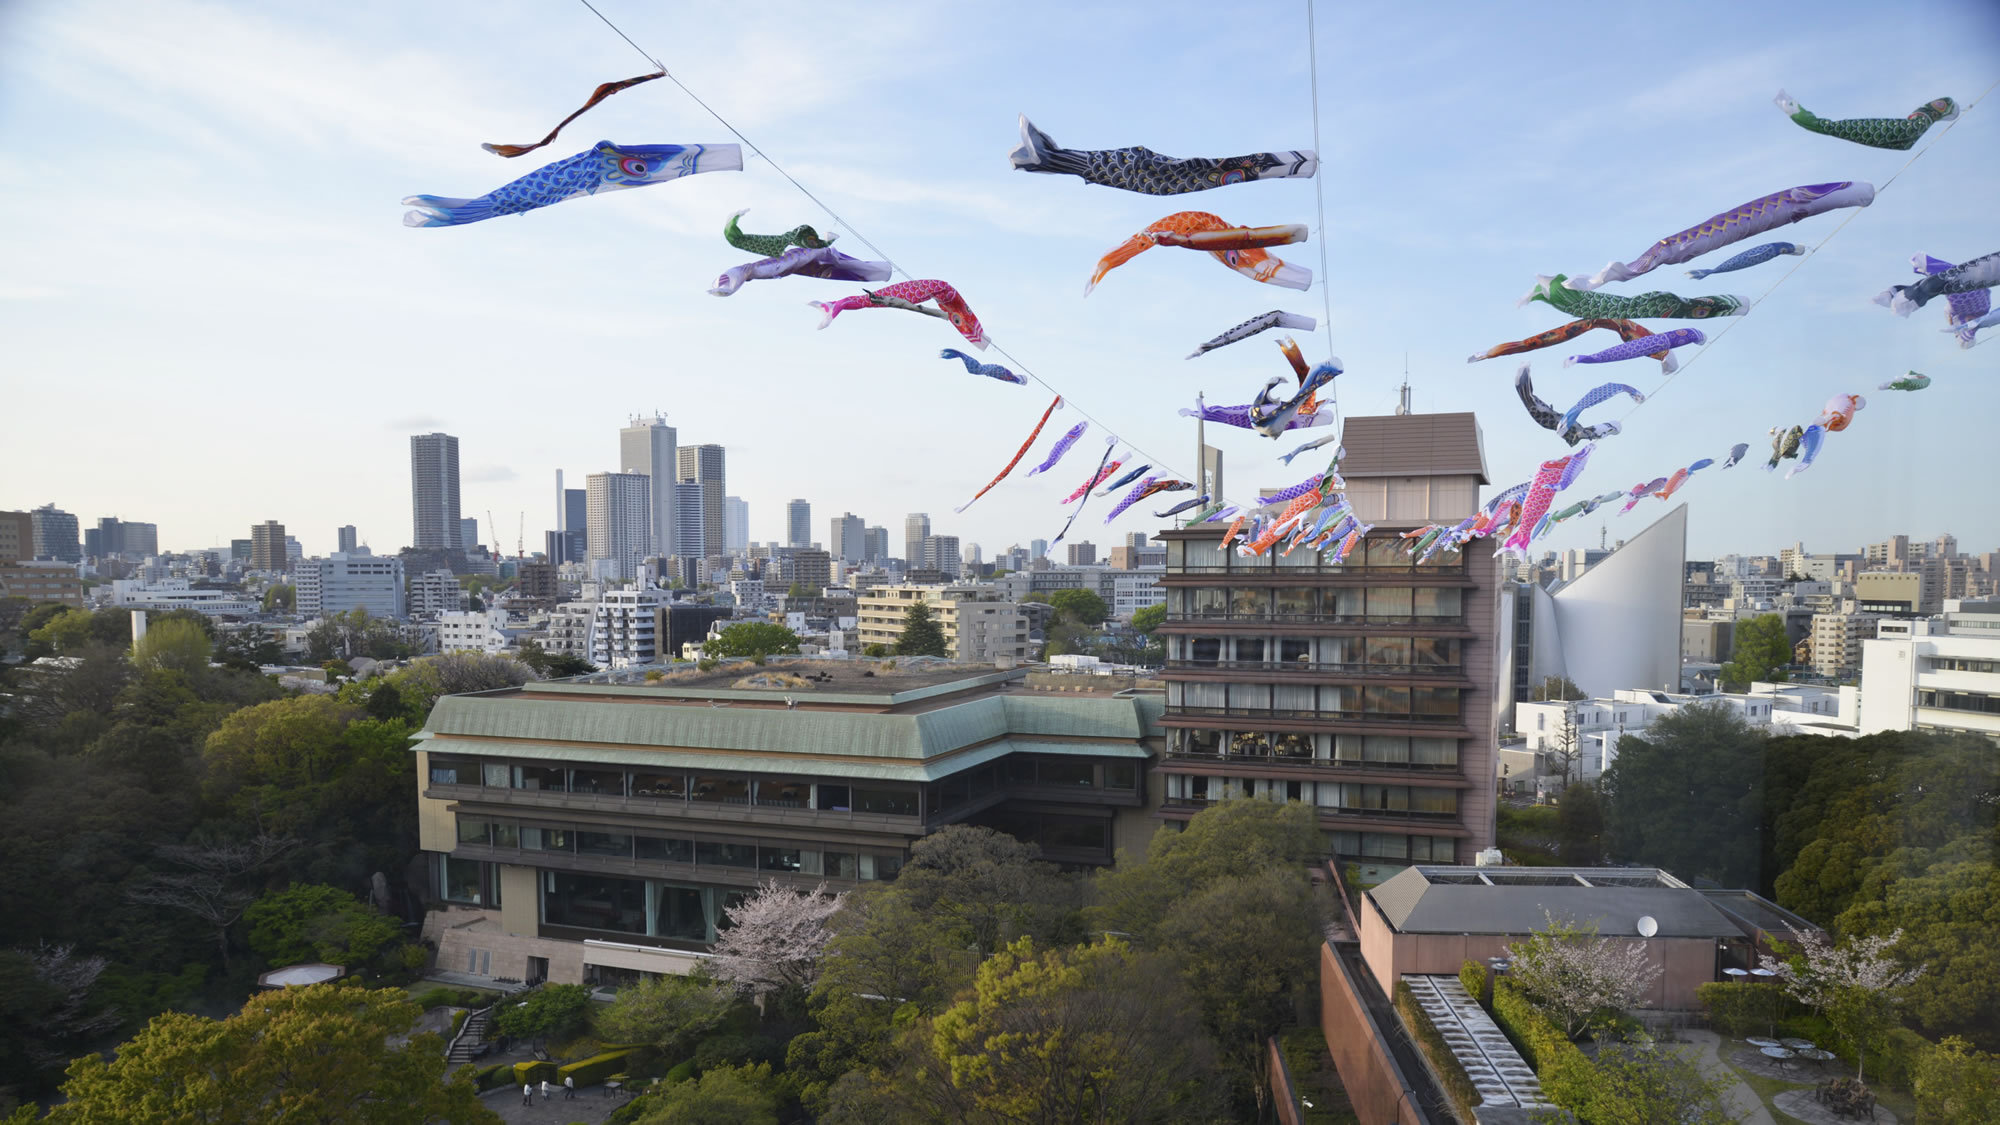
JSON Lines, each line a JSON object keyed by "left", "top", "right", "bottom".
{"left": 517, "top": 765, "right": 567, "bottom": 792}
{"left": 569, "top": 768, "right": 625, "bottom": 796}
{"left": 1103, "top": 761, "right": 1138, "bottom": 790}
{"left": 1191, "top": 775, "right": 1210, "bottom": 799}
{"left": 1273, "top": 733, "right": 1313, "bottom": 759}
{"left": 691, "top": 776, "right": 749, "bottom": 804}
{"left": 577, "top": 831, "right": 632, "bottom": 857}
{"left": 636, "top": 835, "right": 691, "bottom": 863}
{"left": 1190, "top": 637, "right": 1221, "bottom": 665}
{"left": 1367, "top": 587, "right": 1413, "bottom": 619}
{"left": 1414, "top": 587, "right": 1462, "bottom": 618}
{"left": 816, "top": 784, "right": 852, "bottom": 811}
{"left": 632, "top": 772, "right": 686, "bottom": 800}
{"left": 1327, "top": 588, "right": 1365, "bottom": 619}
{"left": 1235, "top": 637, "right": 1265, "bottom": 663}
{"left": 852, "top": 787, "right": 918, "bottom": 816}
{"left": 491, "top": 823, "right": 519, "bottom": 848}
{"left": 1191, "top": 587, "right": 1228, "bottom": 617}
{"left": 1036, "top": 758, "right": 1095, "bottom": 787}
{"left": 429, "top": 758, "right": 477, "bottom": 786}
{"left": 756, "top": 778, "right": 812, "bottom": 808}
{"left": 655, "top": 885, "right": 707, "bottom": 941}
{"left": 1041, "top": 817, "right": 1108, "bottom": 852}
{"left": 1367, "top": 636, "right": 1412, "bottom": 668}
{"left": 456, "top": 819, "right": 489, "bottom": 845}
{"left": 542, "top": 871, "right": 645, "bottom": 934}
{"left": 1364, "top": 538, "right": 1405, "bottom": 568}
{"left": 1280, "top": 639, "right": 1312, "bottom": 665}
{"left": 1411, "top": 637, "right": 1459, "bottom": 668}
{"left": 759, "top": 845, "right": 802, "bottom": 873}
{"left": 1365, "top": 685, "right": 1412, "bottom": 717}
{"left": 695, "top": 840, "right": 757, "bottom": 868}
{"left": 1413, "top": 687, "right": 1461, "bottom": 718}
{"left": 441, "top": 856, "right": 483, "bottom": 904}
{"left": 866, "top": 854, "right": 904, "bottom": 881}
{"left": 822, "top": 851, "right": 859, "bottom": 880}
{"left": 1275, "top": 588, "right": 1315, "bottom": 616}
{"left": 1231, "top": 587, "right": 1269, "bottom": 617}
{"left": 1006, "top": 755, "right": 1038, "bottom": 784}
{"left": 526, "top": 828, "right": 571, "bottom": 853}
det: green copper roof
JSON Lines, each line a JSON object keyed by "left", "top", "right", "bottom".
{"left": 422, "top": 736, "right": 1144, "bottom": 783}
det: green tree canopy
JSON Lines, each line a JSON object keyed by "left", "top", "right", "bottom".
{"left": 1091, "top": 798, "right": 1322, "bottom": 942}
{"left": 244, "top": 883, "right": 400, "bottom": 968}
{"left": 1127, "top": 603, "right": 1166, "bottom": 635}
{"left": 46, "top": 983, "right": 497, "bottom": 1125}
{"left": 1047, "top": 588, "right": 1108, "bottom": 627}
{"left": 492, "top": 983, "right": 593, "bottom": 1046}
{"left": 893, "top": 602, "right": 949, "bottom": 658}
{"left": 1529, "top": 675, "right": 1585, "bottom": 701}
{"left": 632, "top": 1062, "right": 780, "bottom": 1125}
{"left": 261, "top": 584, "right": 295, "bottom": 613}
{"left": 704, "top": 622, "right": 801, "bottom": 660}
{"left": 132, "top": 617, "right": 212, "bottom": 677}
{"left": 1601, "top": 703, "right": 1765, "bottom": 887}
{"left": 592, "top": 972, "right": 736, "bottom": 1056}
{"left": 1721, "top": 613, "right": 1791, "bottom": 690}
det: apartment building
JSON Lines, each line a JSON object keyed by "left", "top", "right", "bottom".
{"left": 414, "top": 663, "right": 1161, "bottom": 984}
{"left": 296, "top": 554, "right": 407, "bottom": 620}
{"left": 1154, "top": 411, "right": 1499, "bottom": 865}
{"left": 855, "top": 585, "right": 1033, "bottom": 664}
{"left": 1808, "top": 611, "right": 1880, "bottom": 679}
{"left": 590, "top": 588, "right": 664, "bottom": 668}
{"left": 0, "top": 561, "right": 85, "bottom": 607}
{"left": 408, "top": 569, "right": 467, "bottom": 617}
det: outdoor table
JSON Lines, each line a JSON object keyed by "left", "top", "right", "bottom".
{"left": 1722, "top": 968, "right": 1749, "bottom": 980}
{"left": 1760, "top": 1046, "right": 1797, "bottom": 1070}
{"left": 1799, "top": 1048, "right": 1836, "bottom": 1069}
{"left": 602, "top": 1080, "right": 620, "bottom": 1098}
{"left": 1746, "top": 1037, "right": 1781, "bottom": 1048}
{"left": 1781, "top": 1038, "right": 1815, "bottom": 1050}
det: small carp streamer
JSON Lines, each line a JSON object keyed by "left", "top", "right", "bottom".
{"left": 1912, "top": 254, "right": 1993, "bottom": 336}
{"left": 1764, "top": 426, "right": 1805, "bottom": 471}
{"left": 1774, "top": 90, "right": 1958, "bottom": 150}
{"left": 1088, "top": 211, "right": 1311, "bottom": 294}
{"left": 1719, "top": 443, "right": 1751, "bottom": 469}
{"left": 1687, "top": 241, "right": 1805, "bottom": 279}
{"left": 1515, "top": 366, "right": 1623, "bottom": 447}
{"left": 1051, "top": 441, "right": 1120, "bottom": 546}
{"left": 939, "top": 349, "right": 1027, "bottom": 385}
{"left": 1008, "top": 114, "right": 1317, "bottom": 195}
{"left": 1188, "top": 310, "right": 1317, "bottom": 359}
{"left": 1949, "top": 309, "right": 2000, "bottom": 348}
{"left": 404, "top": 141, "right": 740, "bottom": 227}
{"left": 710, "top": 246, "right": 890, "bottom": 296}
{"left": 1523, "top": 275, "right": 1747, "bottom": 320}
{"left": 1026, "top": 422, "right": 1088, "bottom": 477}
{"left": 724, "top": 209, "right": 834, "bottom": 257}
{"left": 1568, "top": 182, "right": 1872, "bottom": 291}
{"left": 1096, "top": 461, "right": 1152, "bottom": 496}
{"left": 1470, "top": 318, "right": 1678, "bottom": 373}
{"left": 1874, "top": 252, "right": 2000, "bottom": 317}
{"left": 953, "top": 396, "right": 1062, "bottom": 514}
{"left": 1179, "top": 398, "right": 1331, "bottom": 434}
{"left": 1279, "top": 434, "right": 1341, "bottom": 466}
{"left": 1559, "top": 383, "right": 1645, "bottom": 434}
{"left": 811, "top": 279, "right": 987, "bottom": 347}
{"left": 1565, "top": 327, "right": 1704, "bottom": 366}
{"left": 484, "top": 72, "right": 666, "bottom": 158}
{"left": 1155, "top": 494, "right": 1211, "bottom": 519}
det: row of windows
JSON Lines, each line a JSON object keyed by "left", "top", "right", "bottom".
{"left": 1170, "top": 635, "right": 1461, "bottom": 670}
{"left": 1166, "top": 775, "right": 1458, "bottom": 815}
{"left": 454, "top": 819, "right": 905, "bottom": 881}
{"left": 1170, "top": 585, "right": 1463, "bottom": 621}
{"left": 1925, "top": 657, "right": 2000, "bottom": 675}
{"left": 1169, "top": 681, "right": 1463, "bottom": 721}
{"left": 1917, "top": 689, "right": 2000, "bottom": 716}
{"left": 1328, "top": 831, "right": 1456, "bottom": 862}
{"left": 1173, "top": 729, "right": 1459, "bottom": 768}
{"left": 1168, "top": 536, "right": 1462, "bottom": 573}
{"left": 928, "top": 756, "right": 1140, "bottom": 812}
{"left": 426, "top": 759, "right": 921, "bottom": 817}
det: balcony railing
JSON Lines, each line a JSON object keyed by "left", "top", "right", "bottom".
{"left": 1162, "top": 750, "right": 1462, "bottom": 772}
{"left": 1165, "top": 705, "right": 1463, "bottom": 725}
{"left": 1165, "top": 562, "right": 1466, "bottom": 576}
{"left": 1164, "top": 659, "right": 1463, "bottom": 677}
{"left": 1165, "top": 612, "right": 1466, "bottom": 627}
{"left": 1159, "top": 796, "right": 1462, "bottom": 821}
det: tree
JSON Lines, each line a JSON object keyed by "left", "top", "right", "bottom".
{"left": 514, "top": 640, "right": 594, "bottom": 678}
{"left": 125, "top": 835, "right": 299, "bottom": 969}
{"left": 1915, "top": 1037, "right": 2000, "bottom": 1124}
{"left": 1128, "top": 602, "right": 1166, "bottom": 635}
{"left": 1760, "top": 928, "right": 1922, "bottom": 1084}
{"left": 0, "top": 943, "right": 119, "bottom": 1084}
{"left": 1575, "top": 1044, "right": 1737, "bottom": 1125}
{"left": 593, "top": 972, "right": 736, "bottom": 1056}
{"left": 1504, "top": 911, "right": 1661, "bottom": 1040}
{"left": 633, "top": 1062, "right": 780, "bottom": 1125}
{"left": 216, "top": 624, "right": 282, "bottom": 669}
{"left": 1529, "top": 675, "right": 1585, "bottom": 702}
{"left": 261, "top": 584, "right": 295, "bottom": 613}
{"left": 704, "top": 622, "right": 801, "bottom": 660}
{"left": 46, "top": 983, "right": 498, "bottom": 1124}
{"left": 1721, "top": 613, "right": 1791, "bottom": 690}
{"left": 1092, "top": 798, "right": 1322, "bottom": 943}
{"left": 895, "top": 825, "right": 1068, "bottom": 957}
{"left": 708, "top": 880, "right": 844, "bottom": 1001}
{"left": 1547, "top": 706, "right": 1582, "bottom": 789}
{"left": 131, "top": 616, "right": 212, "bottom": 677}
{"left": 1047, "top": 588, "right": 1108, "bottom": 627}
{"left": 919, "top": 937, "right": 1224, "bottom": 1123}
{"left": 893, "top": 602, "right": 949, "bottom": 658}
{"left": 492, "top": 983, "right": 594, "bottom": 1049}
{"left": 1555, "top": 783, "right": 1605, "bottom": 865}
{"left": 1601, "top": 703, "right": 1765, "bottom": 887}
{"left": 244, "top": 883, "right": 401, "bottom": 968}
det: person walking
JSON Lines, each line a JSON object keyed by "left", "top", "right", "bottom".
{"left": 564, "top": 1075, "right": 576, "bottom": 1099}
{"left": 521, "top": 1083, "right": 533, "bottom": 1106}
{"left": 541, "top": 1079, "right": 553, "bottom": 1102}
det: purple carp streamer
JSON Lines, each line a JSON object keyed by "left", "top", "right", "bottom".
{"left": 940, "top": 349, "right": 1028, "bottom": 385}
{"left": 1914, "top": 254, "right": 1993, "bottom": 328}
{"left": 1687, "top": 241, "right": 1806, "bottom": 279}
{"left": 1559, "top": 383, "right": 1645, "bottom": 434}
{"left": 1875, "top": 251, "right": 2000, "bottom": 316}
{"left": 1187, "top": 310, "right": 1318, "bottom": 358}
{"left": 1470, "top": 318, "right": 1678, "bottom": 373}
{"left": 1774, "top": 91, "right": 1958, "bottom": 150}
{"left": 1260, "top": 474, "right": 1327, "bottom": 508}
{"left": 1050, "top": 441, "right": 1120, "bottom": 546}
{"left": 954, "top": 395, "right": 1062, "bottom": 514}
{"left": 1569, "top": 182, "right": 1873, "bottom": 291}
{"left": 1720, "top": 443, "right": 1751, "bottom": 469}
{"left": 1178, "top": 399, "right": 1332, "bottom": 434}
{"left": 1097, "top": 462, "right": 1152, "bottom": 496}
{"left": 1009, "top": 115, "right": 1317, "bottom": 195}
{"left": 484, "top": 73, "right": 666, "bottom": 157}
{"left": 404, "top": 141, "right": 740, "bottom": 227}
{"left": 1156, "top": 494, "right": 1211, "bottom": 519}
{"left": 1565, "top": 328, "right": 1704, "bottom": 366}
{"left": 1026, "top": 423, "right": 1088, "bottom": 477}
{"left": 710, "top": 246, "right": 891, "bottom": 296}
{"left": 1102, "top": 477, "right": 1159, "bottom": 524}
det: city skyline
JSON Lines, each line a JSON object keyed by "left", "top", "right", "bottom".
{"left": 5, "top": 2, "right": 1998, "bottom": 562}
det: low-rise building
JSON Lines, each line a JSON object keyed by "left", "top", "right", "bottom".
{"left": 855, "top": 586, "right": 1033, "bottom": 664}
{"left": 439, "top": 609, "right": 514, "bottom": 655}
{"left": 0, "top": 561, "right": 85, "bottom": 607}
{"left": 1859, "top": 602, "right": 2000, "bottom": 740}
{"left": 1516, "top": 681, "right": 1860, "bottom": 781}
{"left": 591, "top": 588, "right": 663, "bottom": 668}
{"left": 1808, "top": 611, "right": 1879, "bottom": 679}
{"left": 408, "top": 569, "right": 466, "bottom": 617}
{"left": 108, "top": 578, "right": 257, "bottom": 617}
{"left": 296, "top": 554, "right": 407, "bottom": 620}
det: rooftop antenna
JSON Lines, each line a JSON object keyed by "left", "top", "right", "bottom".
{"left": 1600, "top": 525, "right": 1608, "bottom": 551}
{"left": 1396, "top": 352, "right": 1412, "bottom": 416}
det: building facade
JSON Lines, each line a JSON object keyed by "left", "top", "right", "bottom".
{"left": 30, "top": 504, "right": 80, "bottom": 563}
{"left": 1859, "top": 605, "right": 2000, "bottom": 740}
{"left": 1809, "top": 611, "right": 1880, "bottom": 679}
{"left": 587, "top": 472, "right": 652, "bottom": 582}
{"left": 337, "top": 525, "right": 359, "bottom": 554}
{"left": 249, "top": 520, "right": 288, "bottom": 573}
{"left": 724, "top": 497, "right": 749, "bottom": 554}
{"left": 619, "top": 414, "right": 679, "bottom": 561}
{"left": 829, "top": 513, "right": 866, "bottom": 565}
{"left": 903, "top": 513, "right": 930, "bottom": 565}
{"left": 0, "top": 561, "right": 85, "bottom": 607}
{"left": 414, "top": 666, "right": 1160, "bottom": 984}
{"left": 1155, "top": 411, "right": 1499, "bottom": 866}
{"left": 855, "top": 586, "right": 1034, "bottom": 664}
{"left": 296, "top": 554, "right": 408, "bottom": 620}
{"left": 676, "top": 444, "right": 726, "bottom": 561}
{"left": 0, "top": 511, "right": 31, "bottom": 562}
{"left": 408, "top": 569, "right": 467, "bottom": 617}
{"left": 410, "top": 432, "right": 462, "bottom": 551}
{"left": 590, "top": 588, "right": 664, "bottom": 668}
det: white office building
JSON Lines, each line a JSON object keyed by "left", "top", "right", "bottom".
{"left": 545, "top": 600, "right": 596, "bottom": 662}
{"left": 439, "top": 608, "right": 513, "bottom": 655}
{"left": 587, "top": 471, "right": 652, "bottom": 582}
{"left": 1858, "top": 602, "right": 2000, "bottom": 740}
{"left": 108, "top": 578, "right": 257, "bottom": 617}
{"left": 295, "top": 554, "right": 407, "bottom": 619}
{"left": 590, "top": 588, "right": 664, "bottom": 668}
{"left": 619, "top": 414, "right": 678, "bottom": 561}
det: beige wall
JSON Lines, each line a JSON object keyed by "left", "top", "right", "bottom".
{"left": 498, "top": 864, "right": 540, "bottom": 936}
{"left": 0, "top": 512, "right": 29, "bottom": 563}
{"left": 414, "top": 750, "right": 457, "bottom": 853}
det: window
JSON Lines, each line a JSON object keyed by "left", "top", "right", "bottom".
{"left": 522, "top": 827, "right": 571, "bottom": 853}
{"left": 1367, "top": 636, "right": 1413, "bottom": 670}
{"left": 1327, "top": 588, "right": 1364, "bottom": 619}
{"left": 1231, "top": 587, "right": 1269, "bottom": 617}
{"left": 516, "top": 765, "right": 567, "bottom": 792}
{"left": 1321, "top": 636, "right": 1363, "bottom": 667}
{"left": 543, "top": 871, "right": 645, "bottom": 934}
{"left": 1190, "top": 587, "right": 1228, "bottom": 617}
{"left": 440, "top": 856, "right": 483, "bottom": 904}
{"left": 860, "top": 853, "right": 904, "bottom": 881}
{"left": 1410, "top": 788, "right": 1458, "bottom": 814}
{"left": 1235, "top": 637, "right": 1266, "bottom": 663}
{"left": 1104, "top": 761, "right": 1138, "bottom": 790}
{"left": 690, "top": 775, "right": 749, "bottom": 804}
{"left": 816, "top": 784, "right": 852, "bottom": 811}
{"left": 482, "top": 762, "right": 511, "bottom": 788}
{"left": 1280, "top": 638, "right": 1312, "bottom": 665}
{"left": 456, "top": 820, "right": 489, "bottom": 845}
{"left": 1273, "top": 732, "right": 1314, "bottom": 759}
{"left": 1412, "top": 687, "right": 1462, "bottom": 720}
{"left": 759, "top": 845, "right": 802, "bottom": 873}
{"left": 577, "top": 830, "right": 632, "bottom": 858}
{"left": 1411, "top": 637, "right": 1459, "bottom": 669}
{"left": 491, "top": 823, "right": 519, "bottom": 848}
{"left": 1365, "top": 685, "right": 1412, "bottom": 718}
{"left": 1411, "top": 738, "right": 1458, "bottom": 767}
{"left": 632, "top": 772, "right": 686, "bottom": 800}
{"left": 1190, "top": 637, "right": 1221, "bottom": 665}
{"left": 821, "top": 851, "right": 859, "bottom": 880}
{"left": 695, "top": 840, "right": 757, "bottom": 868}
{"left": 1041, "top": 817, "right": 1109, "bottom": 853}
{"left": 1414, "top": 587, "right": 1462, "bottom": 618}
{"left": 429, "top": 758, "right": 477, "bottom": 786}
{"left": 1364, "top": 538, "right": 1406, "bottom": 569}
{"left": 636, "top": 835, "right": 691, "bottom": 863}
{"left": 1367, "top": 587, "right": 1413, "bottom": 620}
{"left": 852, "top": 786, "right": 918, "bottom": 816}
{"left": 1275, "top": 588, "right": 1315, "bottom": 617}
{"left": 1363, "top": 736, "right": 1410, "bottom": 765}
{"left": 570, "top": 768, "right": 625, "bottom": 797}
{"left": 756, "top": 778, "right": 812, "bottom": 808}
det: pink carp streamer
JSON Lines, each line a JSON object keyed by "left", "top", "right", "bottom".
{"left": 811, "top": 279, "right": 988, "bottom": 347}
{"left": 955, "top": 396, "right": 1062, "bottom": 513}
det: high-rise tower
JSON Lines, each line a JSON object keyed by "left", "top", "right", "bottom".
{"left": 786, "top": 500, "right": 812, "bottom": 549}
{"left": 619, "top": 414, "right": 679, "bottom": 559}
{"left": 904, "top": 513, "right": 931, "bottom": 566}
{"left": 586, "top": 472, "right": 651, "bottom": 581}
{"left": 676, "top": 444, "right": 726, "bottom": 560}
{"left": 409, "top": 432, "right": 462, "bottom": 550}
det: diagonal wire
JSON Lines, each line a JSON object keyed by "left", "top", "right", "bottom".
{"left": 572, "top": 0, "right": 1327, "bottom": 517}
{"left": 1305, "top": 0, "right": 1339, "bottom": 430}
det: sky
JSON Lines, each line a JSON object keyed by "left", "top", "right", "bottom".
{"left": 3, "top": 0, "right": 1997, "bottom": 564}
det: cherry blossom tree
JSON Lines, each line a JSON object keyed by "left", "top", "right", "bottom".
{"left": 1760, "top": 928, "right": 1923, "bottom": 1085}
{"left": 1504, "top": 911, "right": 1661, "bottom": 1039}
{"left": 709, "top": 880, "right": 845, "bottom": 999}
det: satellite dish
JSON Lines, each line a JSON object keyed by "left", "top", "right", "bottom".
{"left": 1636, "top": 915, "right": 1659, "bottom": 938}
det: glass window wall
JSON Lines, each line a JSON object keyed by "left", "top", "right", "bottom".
{"left": 542, "top": 871, "right": 645, "bottom": 934}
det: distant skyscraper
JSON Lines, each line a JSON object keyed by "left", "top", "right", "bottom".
{"left": 865, "top": 526, "right": 888, "bottom": 562}
{"left": 673, "top": 481, "right": 706, "bottom": 562}
{"left": 337, "top": 525, "right": 359, "bottom": 554}
{"left": 923, "top": 535, "right": 961, "bottom": 578}
{"left": 1067, "top": 542, "right": 1096, "bottom": 566}
{"left": 676, "top": 444, "right": 726, "bottom": 559}
{"left": 786, "top": 499, "right": 812, "bottom": 548}
{"left": 409, "top": 433, "right": 462, "bottom": 550}
{"left": 0, "top": 511, "right": 31, "bottom": 563}
{"left": 904, "top": 513, "right": 931, "bottom": 564}
{"left": 830, "top": 513, "right": 866, "bottom": 564}
{"left": 1030, "top": 538, "right": 1048, "bottom": 560}
{"left": 459, "top": 517, "right": 480, "bottom": 552}
{"left": 30, "top": 504, "right": 80, "bottom": 563}
{"left": 249, "top": 520, "right": 287, "bottom": 572}
{"left": 557, "top": 486, "right": 587, "bottom": 564}
{"left": 620, "top": 414, "right": 679, "bottom": 559}
{"left": 586, "top": 472, "right": 651, "bottom": 580}
{"left": 725, "top": 496, "right": 749, "bottom": 553}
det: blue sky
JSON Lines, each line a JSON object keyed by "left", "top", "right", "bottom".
{"left": 3, "top": 0, "right": 1996, "bottom": 563}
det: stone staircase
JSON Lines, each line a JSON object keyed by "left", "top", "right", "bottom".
{"left": 445, "top": 1005, "right": 494, "bottom": 1065}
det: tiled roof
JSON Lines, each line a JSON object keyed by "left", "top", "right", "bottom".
{"left": 1338, "top": 412, "right": 1488, "bottom": 483}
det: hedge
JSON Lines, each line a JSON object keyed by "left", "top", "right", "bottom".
{"left": 664, "top": 1059, "right": 697, "bottom": 1084}
{"left": 513, "top": 1059, "right": 558, "bottom": 1086}
{"left": 1459, "top": 960, "right": 1487, "bottom": 1003}
{"left": 471, "top": 1062, "right": 514, "bottom": 1091}
{"left": 1694, "top": 981, "right": 1787, "bottom": 1038}
{"left": 556, "top": 1049, "right": 636, "bottom": 1089}
{"left": 1393, "top": 982, "right": 1481, "bottom": 1121}
{"left": 1490, "top": 980, "right": 1594, "bottom": 1111}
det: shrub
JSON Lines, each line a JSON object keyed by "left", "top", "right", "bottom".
{"left": 1491, "top": 980, "right": 1595, "bottom": 1111}
{"left": 556, "top": 1049, "right": 635, "bottom": 1089}
{"left": 1915, "top": 1036, "right": 2000, "bottom": 1122}
{"left": 1459, "top": 959, "right": 1488, "bottom": 1002}
{"left": 1695, "top": 981, "right": 1786, "bottom": 1038}
{"left": 1395, "top": 982, "right": 1481, "bottom": 1119}
{"left": 665, "top": 1058, "right": 697, "bottom": 1084}
{"left": 514, "top": 1059, "right": 558, "bottom": 1086}
{"left": 449, "top": 1010, "right": 468, "bottom": 1039}
{"left": 693, "top": 1033, "right": 779, "bottom": 1071}
{"left": 397, "top": 944, "right": 430, "bottom": 973}
{"left": 473, "top": 1062, "right": 515, "bottom": 1090}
